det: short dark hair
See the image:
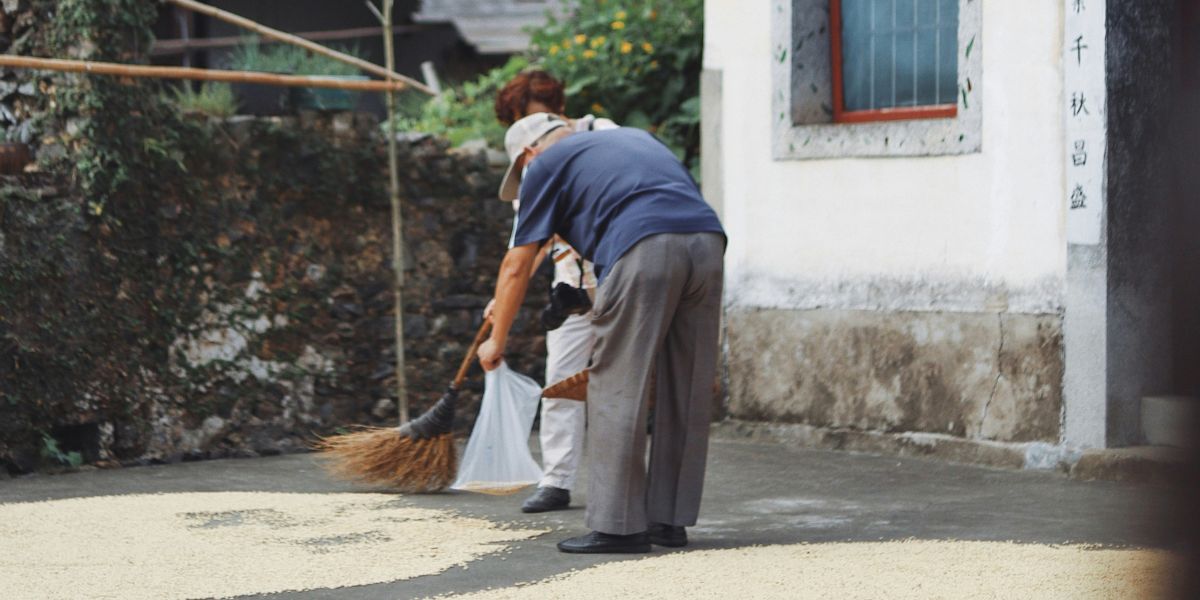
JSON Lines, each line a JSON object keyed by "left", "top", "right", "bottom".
{"left": 495, "top": 70, "right": 566, "bottom": 125}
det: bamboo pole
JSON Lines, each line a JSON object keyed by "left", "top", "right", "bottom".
{"left": 0, "top": 55, "right": 412, "bottom": 91}
{"left": 152, "top": 25, "right": 425, "bottom": 56}
{"left": 376, "top": 0, "right": 410, "bottom": 425}
{"left": 166, "top": 0, "right": 435, "bottom": 96}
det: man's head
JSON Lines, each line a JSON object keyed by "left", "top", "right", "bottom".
{"left": 498, "top": 112, "right": 573, "bottom": 201}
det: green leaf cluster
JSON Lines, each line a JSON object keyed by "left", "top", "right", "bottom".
{"left": 165, "top": 82, "right": 238, "bottom": 119}
{"left": 531, "top": 0, "right": 703, "bottom": 169}
{"left": 40, "top": 434, "right": 83, "bottom": 468}
{"left": 40, "top": 0, "right": 194, "bottom": 216}
{"left": 389, "top": 56, "right": 532, "bottom": 148}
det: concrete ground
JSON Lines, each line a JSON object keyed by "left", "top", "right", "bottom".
{"left": 0, "top": 438, "right": 1181, "bottom": 599}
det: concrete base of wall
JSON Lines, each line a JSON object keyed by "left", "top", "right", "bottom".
{"left": 712, "top": 419, "right": 1073, "bottom": 472}
{"left": 1070, "top": 446, "right": 1195, "bottom": 484}
{"left": 726, "top": 308, "right": 1064, "bottom": 444}
{"left": 713, "top": 419, "right": 1193, "bottom": 484}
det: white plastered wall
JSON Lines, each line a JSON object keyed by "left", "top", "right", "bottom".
{"left": 707, "top": 0, "right": 1066, "bottom": 315}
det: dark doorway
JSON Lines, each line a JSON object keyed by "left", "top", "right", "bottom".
{"left": 1171, "top": 0, "right": 1200, "bottom": 399}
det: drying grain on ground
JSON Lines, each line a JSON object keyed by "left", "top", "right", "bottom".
{"left": 449, "top": 540, "right": 1181, "bottom": 600}
{"left": 0, "top": 491, "right": 545, "bottom": 600}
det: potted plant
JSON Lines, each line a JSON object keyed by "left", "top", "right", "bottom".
{"left": 287, "top": 47, "right": 368, "bottom": 112}
{"left": 227, "top": 39, "right": 367, "bottom": 116}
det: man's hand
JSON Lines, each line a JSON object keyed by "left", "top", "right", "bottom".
{"left": 477, "top": 337, "right": 504, "bottom": 371}
{"left": 483, "top": 298, "right": 496, "bottom": 321}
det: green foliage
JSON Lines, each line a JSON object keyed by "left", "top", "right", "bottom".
{"left": 3, "top": 0, "right": 221, "bottom": 468}
{"left": 227, "top": 39, "right": 366, "bottom": 77}
{"left": 166, "top": 82, "right": 238, "bottom": 118}
{"left": 389, "top": 56, "right": 531, "bottom": 148}
{"left": 531, "top": 0, "right": 704, "bottom": 169}
{"left": 40, "top": 0, "right": 193, "bottom": 217}
{"left": 392, "top": 0, "right": 703, "bottom": 174}
{"left": 45, "top": 0, "right": 157, "bottom": 63}
{"left": 40, "top": 433, "right": 83, "bottom": 468}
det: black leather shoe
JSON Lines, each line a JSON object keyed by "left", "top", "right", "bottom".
{"left": 647, "top": 523, "right": 688, "bottom": 547}
{"left": 520, "top": 486, "right": 570, "bottom": 513}
{"left": 557, "top": 530, "right": 652, "bottom": 554}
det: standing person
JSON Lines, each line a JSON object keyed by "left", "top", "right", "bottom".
{"left": 478, "top": 113, "right": 725, "bottom": 554}
{"left": 488, "top": 71, "right": 617, "bottom": 514}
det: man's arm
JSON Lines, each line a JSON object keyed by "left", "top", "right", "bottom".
{"left": 483, "top": 238, "right": 553, "bottom": 321}
{"left": 477, "top": 242, "right": 540, "bottom": 371}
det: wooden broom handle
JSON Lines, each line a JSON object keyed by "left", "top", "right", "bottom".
{"left": 452, "top": 320, "right": 493, "bottom": 388}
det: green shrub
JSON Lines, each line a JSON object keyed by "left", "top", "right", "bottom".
{"left": 392, "top": 0, "right": 703, "bottom": 175}
{"left": 166, "top": 82, "right": 238, "bottom": 118}
{"left": 531, "top": 0, "right": 703, "bottom": 170}
{"left": 390, "top": 56, "right": 530, "bottom": 148}
{"left": 41, "top": 433, "right": 82, "bottom": 468}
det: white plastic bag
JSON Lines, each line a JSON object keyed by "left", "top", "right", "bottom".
{"left": 451, "top": 362, "right": 544, "bottom": 495}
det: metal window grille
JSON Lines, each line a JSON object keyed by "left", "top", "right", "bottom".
{"left": 838, "top": 0, "right": 958, "bottom": 114}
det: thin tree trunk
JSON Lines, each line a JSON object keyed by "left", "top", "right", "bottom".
{"left": 381, "top": 0, "right": 409, "bottom": 425}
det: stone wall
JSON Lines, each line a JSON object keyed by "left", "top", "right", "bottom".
{"left": 0, "top": 112, "right": 549, "bottom": 472}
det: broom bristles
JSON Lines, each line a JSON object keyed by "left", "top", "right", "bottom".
{"left": 544, "top": 368, "right": 588, "bottom": 401}
{"left": 315, "top": 427, "right": 457, "bottom": 493}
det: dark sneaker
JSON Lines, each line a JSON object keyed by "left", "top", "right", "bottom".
{"left": 647, "top": 522, "right": 688, "bottom": 547}
{"left": 520, "top": 486, "right": 570, "bottom": 513}
{"left": 557, "top": 530, "right": 652, "bottom": 554}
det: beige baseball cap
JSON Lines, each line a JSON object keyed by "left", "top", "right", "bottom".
{"left": 498, "top": 112, "right": 567, "bottom": 201}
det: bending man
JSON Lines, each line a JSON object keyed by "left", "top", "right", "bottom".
{"left": 477, "top": 113, "right": 725, "bottom": 554}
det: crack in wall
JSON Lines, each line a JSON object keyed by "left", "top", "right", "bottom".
{"left": 978, "top": 312, "right": 1006, "bottom": 438}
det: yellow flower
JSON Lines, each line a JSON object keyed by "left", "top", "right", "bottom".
{"left": 590, "top": 35, "right": 606, "bottom": 48}
{"left": 620, "top": 41, "right": 633, "bottom": 54}
{"left": 642, "top": 42, "right": 654, "bottom": 53}
{"left": 611, "top": 20, "right": 625, "bottom": 30}
{"left": 575, "top": 34, "right": 587, "bottom": 45}
{"left": 648, "top": 9, "right": 657, "bottom": 20}
{"left": 615, "top": 10, "right": 627, "bottom": 20}
{"left": 591, "top": 103, "right": 605, "bottom": 114}
{"left": 567, "top": 55, "right": 576, "bottom": 63}
{"left": 582, "top": 49, "right": 597, "bottom": 59}
{"left": 649, "top": 60, "right": 659, "bottom": 69}
{"left": 549, "top": 44, "right": 560, "bottom": 55}
{"left": 562, "top": 38, "right": 572, "bottom": 48}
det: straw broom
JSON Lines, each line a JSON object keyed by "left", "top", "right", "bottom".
{"left": 543, "top": 369, "right": 589, "bottom": 402}
{"left": 318, "top": 320, "right": 492, "bottom": 491}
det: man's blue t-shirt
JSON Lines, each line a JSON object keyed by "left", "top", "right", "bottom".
{"left": 511, "top": 127, "right": 725, "bottom": 283}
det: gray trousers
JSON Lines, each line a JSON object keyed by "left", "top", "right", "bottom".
{"left": 585, "top": 232, "right": 724, "bottom": 535}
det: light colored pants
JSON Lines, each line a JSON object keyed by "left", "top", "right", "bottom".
{"left": 585, "top": 233, "right": 725, "bottom": 535}
{"left": 540, "top": 312, "right": 595, "bottom": 490}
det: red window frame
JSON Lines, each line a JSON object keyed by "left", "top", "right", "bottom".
{"left": 829, "top": 0, "right": 958, "bottom": 123}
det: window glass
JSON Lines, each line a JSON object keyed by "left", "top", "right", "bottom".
{"left": 841, "top": 0, "right": 958, "bottom": 112}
